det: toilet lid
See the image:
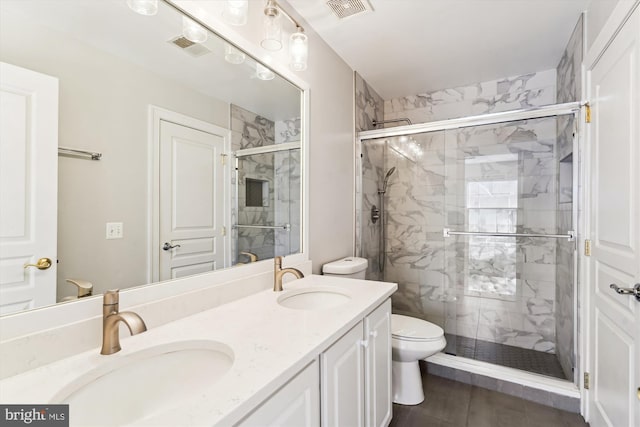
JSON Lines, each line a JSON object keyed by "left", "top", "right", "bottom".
{"left": 391, "top": 314, "right": 444, "bottom": 342}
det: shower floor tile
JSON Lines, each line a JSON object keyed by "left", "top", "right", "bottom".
{"left": 444, "top": 334, "right": 568, "bottom": 380}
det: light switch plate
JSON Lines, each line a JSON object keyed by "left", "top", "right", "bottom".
{"left": 106, "top": 222, "right": 123, "bottom": 239}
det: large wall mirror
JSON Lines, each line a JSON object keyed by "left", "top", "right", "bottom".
{"left": 0, "top": 0, "right": 303, "bottom": 316}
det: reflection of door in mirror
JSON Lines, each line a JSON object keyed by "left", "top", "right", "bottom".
{"left": 157, "top": 118, "right": 227, "bottom": 281}
{"left": 0, "top": 62, "right": 58, "bottom": 315}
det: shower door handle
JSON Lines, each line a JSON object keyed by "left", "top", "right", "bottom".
{"left": 609, "top": 283, "right": 640, "bottom": 302}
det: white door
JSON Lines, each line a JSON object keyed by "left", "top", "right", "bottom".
{"left": 159, "top": 120, "right": 225, "bottom": 280}
{"left": 587, "top": 6, "right": 640, "bottom": 427}
{"left": 321, "top": 321, "right": 365, "bottom": 427}
{"left": 365, "top": 300, "right": 392, "bottom": 427}
{"left": 0, "top": 62, "right": 58, "bottom": 315}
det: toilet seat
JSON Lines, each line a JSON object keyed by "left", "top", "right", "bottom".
{"left": 391, "top": 314, "right": 444, "bottom": 342}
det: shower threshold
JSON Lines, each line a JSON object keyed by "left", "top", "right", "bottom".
{"left": 444, "top": 334, "right": 568, "bottom": 380}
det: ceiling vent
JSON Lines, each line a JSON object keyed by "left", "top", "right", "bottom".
{"left": 168, "top": 36, "right": 211, "bottom": 58}
{"left": 326, "top": 0, "right": 373, "bottom": 20}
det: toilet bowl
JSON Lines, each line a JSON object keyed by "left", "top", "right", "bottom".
{"left": 391, "top": 314, "right": 446, "bottom": 405}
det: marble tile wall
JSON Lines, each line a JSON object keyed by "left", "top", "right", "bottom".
{"left": 384, "top": 69, "right": 556, "bottom": 125}
{"left": 355, "top": 71, "right": 385, "bottom": 132}
{"left": 555, "top": 14, "right": 583, "bottom": 382}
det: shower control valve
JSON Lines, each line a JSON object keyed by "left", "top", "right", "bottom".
{"left": 371, "top": 205, "right": 380, "bottom": 224}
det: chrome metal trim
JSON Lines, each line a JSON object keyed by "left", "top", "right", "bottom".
{"left": 358, "top": 102, "right": 582, "bottom": 140}
{"left": 233, "top": 224, "right": 291, "bottom": 231}
{"left": 443, "top": 228, "right": 576, "bottom": 241}
{"left": 234, "top": 141, "right": 300, "bottom": 158}
{"left": 58, "top": 147, "right": 102, "bottom": 160}
{"left": 372, "top": 118, "right": 412, "bottom": 127}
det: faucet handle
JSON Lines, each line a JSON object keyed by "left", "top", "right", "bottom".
{"left": 274, "top": 256, "right": 283, "bottom": 268}
{"left": 103, "top": 289, "right": 119, "bottom": 305}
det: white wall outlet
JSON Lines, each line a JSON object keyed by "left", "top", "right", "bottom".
{"left": 106, "top": 222, "right": 123, "bottom": 239}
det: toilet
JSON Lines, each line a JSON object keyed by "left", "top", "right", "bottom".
{"left": 391, "top": 314, "right": 446, "bottom": 405}
{"left": 322, "top": 258, "right": 445, "bottom": 405}
{"left": 322, "top": 256, "right": 368, "bottom": 279}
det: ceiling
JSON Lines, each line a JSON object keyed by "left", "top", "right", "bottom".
{"left": 287, "top": 0, "right": 590, "bottom": 100}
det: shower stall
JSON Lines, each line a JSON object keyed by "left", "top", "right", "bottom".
{"left": 356, "top": 103, "right": 579, "bottom": 385}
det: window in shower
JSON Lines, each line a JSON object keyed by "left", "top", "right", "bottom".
{"left": 464, "top": 154, "right": 519, "bottom": 300}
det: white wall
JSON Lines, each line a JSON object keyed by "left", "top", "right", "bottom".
{"left": 173, "top": 1, "right": 356, "bottom": 274}
{"left": 0, "top": 8, "right": 229, "bottom": 299}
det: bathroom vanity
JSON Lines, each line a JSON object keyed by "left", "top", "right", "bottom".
{"left": 0, "top": 275, "right": 396, "bottom": 426}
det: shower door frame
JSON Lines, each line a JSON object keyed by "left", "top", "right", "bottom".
{"left": 355, "top": 101, "right": 583, "bottom": 396}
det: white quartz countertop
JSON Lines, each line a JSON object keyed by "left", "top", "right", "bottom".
{"left": 0, "top": 275, "right": 396, "bottom": 426}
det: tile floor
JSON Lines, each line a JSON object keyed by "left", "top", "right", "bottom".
{"left": 390, "top": 374, "right": 589, "bottom": 427}
{"left": 445, "top": 334, "right": 568, "bottom": 380}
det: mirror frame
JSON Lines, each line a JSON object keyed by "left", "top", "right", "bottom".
{"left": 0, "top": 0, "right": 310, "bottom": 339}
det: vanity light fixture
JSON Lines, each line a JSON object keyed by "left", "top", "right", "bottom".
{"left": 256, "top": 63, "right": 275, "bottom": 81}
{"left": 182, "top": 16, "right": 208, "bottom": 43}
{"left": 223, "top": 0, "right": 249, "bottom": 26}
{"left": 261, "top": 0, "right": 309, "bottom": 71}
{"left": 126, "top": 0, "right": 158, "bottom": 16}
{"left": 261, "top": 0, "right": 283, "bottom": 51}
{"left": 225, "top": 43, "right": 246, "bottom": 64}
{"left": 289, "top": 28, "right": 308, "bottom": 71}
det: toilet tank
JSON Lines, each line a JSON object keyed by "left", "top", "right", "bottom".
{"left": 322, "top": 257, "right": 368, "bottom": 279}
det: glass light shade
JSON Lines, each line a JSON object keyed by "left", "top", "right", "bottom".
{"left": 126, "top": 0, "right": 158, "bottom": 16}
{"left": 225, "top": 43, "right": 246, "bottom": 65}
{"left": 182, "top": 16, "right": 208, "bottom": 44}
{"left": 261, "top": 13, "right": 282, "bottom": 51}
{"left": 289, "top": 31, "right": 308, "bottom": 71}
{"left": 223, "top": 0, "right": 248, "bottom": 26}
{"left": 256, "top": 63, "right": 275, "bottom": 81}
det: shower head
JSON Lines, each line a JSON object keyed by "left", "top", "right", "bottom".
{"left": 380, "top": 167, "right": 396, "bottom": 193}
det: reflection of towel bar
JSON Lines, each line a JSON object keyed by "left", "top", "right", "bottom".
{"left": 58, "top": 147, "right": 102, "bottom": 160}
{"left": 233, "top": 224, "right": 290, "bottom": 231}
{"left": 443, "top": 228, "right": 575, "bottom": 241}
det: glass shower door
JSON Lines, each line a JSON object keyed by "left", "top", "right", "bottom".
{"left": 442, "top": 114, "right": 576, "bottom": 380}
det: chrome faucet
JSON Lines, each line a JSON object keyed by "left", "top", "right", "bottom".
{"left": 101, "top": 289, "right": 147, "bottom": 355}
{"left": 274, "top": 256, "right": 304, "bottom": 292}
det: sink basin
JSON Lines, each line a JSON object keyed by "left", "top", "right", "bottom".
{"left": 278, "top": 287, "right": 351, "bottom": 310}
{"left": 53, "top": 340, "right": 233, "bottom": 426}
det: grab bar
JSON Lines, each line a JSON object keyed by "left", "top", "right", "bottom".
{"left": 443, "top": 228, "right": 575, "bottom": 241}
{"left": 58, "top": 147, "right": 102, "bottom": 160}
{"left": 233, "top": 224, "right": 291, "bottom": 231}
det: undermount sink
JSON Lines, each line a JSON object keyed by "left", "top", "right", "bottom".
{"left": 278, "top": 287, "right": 351, "bottom": 310}
{"left": 53, "top": 340, "right": 234, "bottom": 426}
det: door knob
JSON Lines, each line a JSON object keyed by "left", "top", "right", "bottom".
{"left": 162, "top": 242, "right": 181, "bottom": 251}
{"left": 23, "top": 257, "right": 53, "bottom": 270}
{"left": 609, "top": 283, "right": 640, "bottom": 302}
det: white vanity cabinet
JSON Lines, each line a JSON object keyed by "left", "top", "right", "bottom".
{"left": 321, "top": 299, "right": 392, "bottom": 427}
{"left": 234, "top": 298, "right": 392, "bottom": 427}
{"left": 236, "top": 359, "right": 320, "bottom": 427}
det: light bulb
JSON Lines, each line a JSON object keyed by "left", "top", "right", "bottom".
{"left": 223, "top": 0, "right": 248, "bottom": 26}
{"left": 289, "top": 31, "right": 308, "bottom": 71}
{"left": 182, "top": 16, "right": 208, "bottom": 44}
{"left": 127, "top": 0, "right": 158, "bottom": 16}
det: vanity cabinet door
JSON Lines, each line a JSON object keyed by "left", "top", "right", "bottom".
{"left": 321, "top": 320, "right": 366, "bottom": 427}
{"left": 236, "top": 359, "right": 319, "bottom": 427}
{"left": 364, "top": 299, "right": 392, "bottom": 427}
